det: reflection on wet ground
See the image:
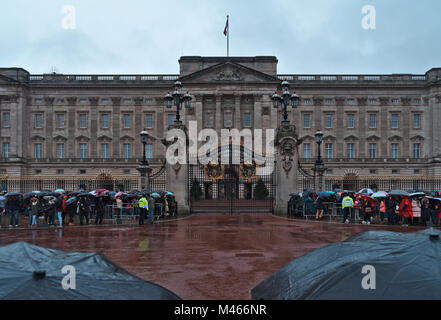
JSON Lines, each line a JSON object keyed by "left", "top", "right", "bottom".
{"left": 0, "top": 214, "right": 425, "bottom": 300}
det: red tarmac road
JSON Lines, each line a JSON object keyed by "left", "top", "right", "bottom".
{"left": 0, "top": 214, "right": 423, "bottom": 300}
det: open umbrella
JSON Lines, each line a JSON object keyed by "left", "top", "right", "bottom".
{"left": 409, "top": 192, "right": 426, "bottom": 198}
{"left": 166, "top": 191, "right": 174, "bottom": 196}
{"left": 0, "top": 242, "right": 181, "bottom": 300}
{"left": 251, "top": 228, "right": 441, "bottom": 300}
{"left": 372, "top": 191, "right": 389, "bottom": 198}
{"left": 150, "top": 193, "right": 160, "bottom": 198}
{"left": 54, "top": 189, "right": 65, "bottom": 193}
{"left": 114, "top": 191, "right": 125, "bottom": 199}
{"left": 4, "top": 192, "right": 22, "bottom": 198}
{"left": 389, "top": 190, "right": 410, "bottom": 197}
{"left": 65, "top": 197, "right": 78, "bottom": 206}
{"left": 318, "top": 192, "right": 332, "bottom": 198}
{"left": 358, "top": 188, "right": 374, "bottom": 195}
{"left": 151, "top": 190, "right": 166, "bottom": 196}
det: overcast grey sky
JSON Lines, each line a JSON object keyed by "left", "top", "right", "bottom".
{"left": 1, "top": 0, "right": 440, "bottom": 75}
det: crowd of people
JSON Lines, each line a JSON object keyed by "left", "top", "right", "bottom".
{"left": 0, "top": 189, "right": 177, "bottom": 229}
{"left": 288, "top": 190, "right": 441, "bottom": 227}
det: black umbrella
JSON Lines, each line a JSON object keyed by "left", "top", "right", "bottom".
{"left": 151, "top": 190, "right": 166, "bottom": 196}
{"left": 65, "top": 197, "right": 78, "bottom": 206}
{"left": 4, "top": 192, "right": 22, "bottom": 198}
{"left": 0, "top": 242, "right": 181, "bottom": 300}
{"left": 251, "top": 228, "right": 441, "bottom": 300}
{"left": 389, "top": 190, "right": 410, "bottom": 197}
{"left": 24, "top": 192, "right": 41, "bottom": 200}
{"left": 77, "top": 192, "right": 93, "bottom": 198}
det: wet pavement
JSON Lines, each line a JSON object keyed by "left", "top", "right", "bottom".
{"left": 0, "top": 214, "right": 426, "bottom": 300}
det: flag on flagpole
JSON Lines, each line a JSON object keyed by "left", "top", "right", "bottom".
{"left": 223, "top": 15, "right": 229, "bottom": 36}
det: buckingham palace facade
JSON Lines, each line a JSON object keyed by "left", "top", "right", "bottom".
{"left": 1, "top": 56, "right": 441, "bottom": 182}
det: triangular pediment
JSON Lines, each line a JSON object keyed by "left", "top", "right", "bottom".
{"left": 53, "top": 135, "right": 68, "bottom": 141}
{"left": 179, "top": 62, "right": 279, "bottom": 83}
{"left": 97, "top": 134, "right": 112, "bottom": 141}
{"left": 344, "top": 135, "right": 359, "bottom": 141}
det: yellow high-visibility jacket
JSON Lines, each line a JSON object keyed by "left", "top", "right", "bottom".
{"left": 138, "top": 197, "right": 149, "bottom": 210}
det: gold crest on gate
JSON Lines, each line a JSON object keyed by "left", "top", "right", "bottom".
{"left": 204, "top": 162, "right": 225, "bottom": 182}
{"left": 240, "top": 163, "right": 258, "bottom": 183}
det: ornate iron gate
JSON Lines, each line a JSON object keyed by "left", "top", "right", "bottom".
{"left": 188, "top": 144, "right": 275, "bottom": 214}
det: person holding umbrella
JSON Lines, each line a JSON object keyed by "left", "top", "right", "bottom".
{"left": 95, "top": 196, "right": 105, "bottom": 225}
{"left": 147, "top": 194, "right": 155, "bottom": 224}
{"left": 6, "top": 195, "right": 21, "bottom": 228}
{"left": 77, "top": 196, "right": 90, "bottom": 225}
{"left": 385, "top": 196, "right": 396, "bottom": 225}
{"left": 361, "top": 196, "right": 373, "bottom": 225}
{"left": 398, "top": 196, "right": 413, "bottom": 227}
{"left": 29, "top": 196, "right": 41, "bottom": 227}
{"left": 0, "top": 196, "right": 5, "bottom": 228}
{"left": 421, "top": 197, "right": 431, "bottom": 226}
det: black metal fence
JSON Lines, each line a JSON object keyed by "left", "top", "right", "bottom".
{"left": 296, "top": 176, "right": 441, "bottom": 193}
{"left": 325, "top": 177, "right": 441, "bottom": 192}
{"left": 0, "top": 177, "right": 138, "bottom": 193}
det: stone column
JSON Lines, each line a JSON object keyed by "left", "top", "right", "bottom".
{"left": 335, "top": 97, "right": 345, "bottom": 158}
{"left": 43, "top": 97, "right": 54, "bottom": 159}
{"left": 134, "top": 97, "right": 144, "bottom": 157}
{"left": 215, "top": 95, "right": 222, "bottom": 132}
{"left": 163, "top": 121, "right": 190, "bottom": 214}
{"left": 111, "top": 97, "right": 121, "bottom": 158}
{"left": 234, "top": 94, "right": 241, "bottom": 129}
{"left": 274, "top": 122, "right": 300, "bottom": 215}
{"left": 66, "top": 97, "right": 77, "bottom": 158}
{"left": 357, "top": 97, "right": 367, "bottom": 158}
{"left": 89, "top": 97, "right": 99, "bottom": 158}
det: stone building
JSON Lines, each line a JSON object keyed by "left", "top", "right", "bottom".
{"left": 1, "top": 56, "right": 441, "bottom": 196}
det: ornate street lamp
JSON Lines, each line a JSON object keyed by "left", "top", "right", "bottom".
{"left": 137, "top": 129, "right": 152, "bottom": 191}
{"left": 313, "top": 130, "right": 326, "bottom": 192}
{"left": 165, "top": 81, "right": 192, "bottom": 124}
{"left": 272, "top": 80, "right": 300, "bottom": 123}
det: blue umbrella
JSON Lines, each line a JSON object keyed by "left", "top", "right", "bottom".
{"left": 0, "top": 196, "right": 6, "bottom": 201}
{"left": 318, "top": 192, "right": 332, "bottom": 198}
{"left": 54, "top": 189, "right": 65, "bottom": 193}
{"left": 166, "top": 191, "right": 174, "bottom": 196}
{"left": 150, "top": 193, "right": 160, "bottom": 198}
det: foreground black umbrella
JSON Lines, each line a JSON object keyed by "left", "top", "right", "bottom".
{"left": 389, "top": 190, "right": 410, "bottom": 197}
{"left": 4, "top": 192, "right": 22, "bottom": 198}
{"left": 0, "top": 242, "right": 181, "bottom": 300}
{"left": 251, "top": 228, "right": 441, "bottom": 300}
{"left": 65, "top": 197, "right": 78, "bottom": 206}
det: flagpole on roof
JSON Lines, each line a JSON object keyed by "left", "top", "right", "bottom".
{"left": 224, "top": 14, "right": 229, "bottom": 57}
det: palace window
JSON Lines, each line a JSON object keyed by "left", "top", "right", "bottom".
{"left": 347, "top": 114, "right": 355, "bottom": 129}
{"left": 325, "top": 115, "right": 332, "bottom": 129}
{"left": 325, "top": 143, "right": 333, "bottom": 159}
{"left": 34, "top": 114, "right": 43, "bottom": 129}
{"left": 57, "top": 169, "right": 64, "bottom": 175}
{"left": 2, "top": 112, "right": 10, "bottom": 127}
{"left": 369, "top": 143, "right": 377, "bottom": 159}
{"left": 56, "top": 143, "right": 65, "bottom": 159}
{"left": 391, "top": 143, "right": 399, "bottom": 159}
{"left": 224, "top": 111, "right": 233, "bottom": 128}
{"left": 101, "top": 114, "right": 109, "bottom": 129}
{"left": 369, "top": 114, "right": 377, "bottom": 129}
{"left": 347, "top": 143, "right": 355, "bottom": 159}
{"left": 391, "top": 114, "right": 399, "bottom": 129}
{"left": 34, "top": 144, "right": 42, "bottom": 159}
{"left": 243, "top": 112, "right": 252, "bottom": 127}
{"left": 145, "top": 144, "right": 153, "bottom": 159}
{"left": 79, "top": 143, "right": 87, "bottom": 158}
{"left": 303, "top": 114, "right": 311, "bottom": 129}
{"left": 56, "top": 114, "right": 65, "bottom": 129}
{"left": 413, "top": 143, "right": 421, "bottom": 159}
{"left": 413, "top": 114, "right": 421, "bottom": 129}
{"left": 123, "top": 114, "right": 131, "bottom": 128}
{"left": 168, "top": 114, "right": 176, "bottom": 126}
{"left": 123, "top": 143, "right": 131, "bottom": 159}
{"left": 2, "top": 143, "right": 10, "bottom": 158}
{"left": 303, "top": 143, "right": 311, "bottom": 159}
{"left": 145, "top": 114, "right": 153, "bottom": 129}
{"left": 101, "top": 143, "right": 109, "bottom": 159}
{"left": 79, "top": 114, "right": 87, "bottom": 129}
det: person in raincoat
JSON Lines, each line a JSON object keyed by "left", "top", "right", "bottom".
{"left": 398, "top": 196, "right": 413, "bottom": 227}
{"left": 421, "top": 197, "right": 431, "bottom": 226}
{"left": 303, "top": 193, "right": 315, "bottom": 217}
{"left": 77, "top": 196, "right": 90, "bottom": 225}
{"left": 95, "top": 196, "right": 105, "bottom": 225}
{"left": 164, "top": 195, "right": 169, "bottom": 217}
{"left": 411, "top": 196, "right": 422, "bottom": 225}
{"left": 29, "top": 196, "right": 41, "bottom": 227}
